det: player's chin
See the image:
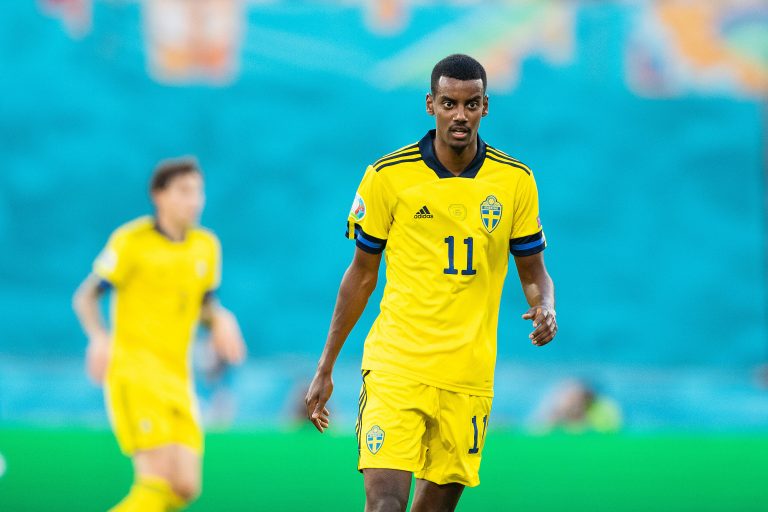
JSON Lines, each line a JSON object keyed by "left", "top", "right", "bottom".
{"left": 447, "top": 135, "right": 473, "bottom": 152}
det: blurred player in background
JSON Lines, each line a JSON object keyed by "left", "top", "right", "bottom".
{"left": 73, "top": 158, "right": 246, "bottom": 511}
{"left": 528, "top": 379, "right": 622, "bottom": 434}
{"left": 305, "top": 54, "right": 557, "bottom": 511}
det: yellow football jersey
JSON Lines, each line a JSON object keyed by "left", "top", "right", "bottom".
{"left": 93, "top": 216, "right": 220, "bottom": 389}
{"left": 347, "top": 130, "right": 546, "bottom": 397}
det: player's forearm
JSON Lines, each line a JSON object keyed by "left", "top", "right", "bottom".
{"left": 200, "top": 297, "right": 223, "bottom": 328}
{"left": 72, "top": 278, "right": 109, "bottom": 340}
{"left": 316, "top": 265, "right": 378, "bottom": 374}
{"left": 515, "top": 253, "right": 555, "bottom": 309}
{"left": 521, "top": 273, "right": 555, "bottom": 309}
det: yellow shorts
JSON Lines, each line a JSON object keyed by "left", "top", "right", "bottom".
{"left": 104, "top": 374, "right": 203, "bottom": 456}
{"left": 356, "top": 370, "right": 492, "bottom": 487}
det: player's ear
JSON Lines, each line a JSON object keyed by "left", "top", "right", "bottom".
{"left": 426, "top": 93, "right": 435, "bottom": 116}
{"left": 482, "top": 95, "right": 489, "bottom": 117}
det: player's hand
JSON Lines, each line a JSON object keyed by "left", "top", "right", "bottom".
{"left": 304, "top": 370, "right": 333, "bottom": 433}
{"left": 85, "top": 333, "right": 111, "bottom": 384}
{"left": 522, "top": 305, "right": 557, "bottom": 347}
{"left": 210, "top": 308, "right": 246, "bottom": 365}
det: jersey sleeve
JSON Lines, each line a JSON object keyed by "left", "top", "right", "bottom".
{"left": 344, "top": 166, "right": 394, "bottom": 254}
{"left": 509, "top": 172, "right": 546, "bottom": 257}
{"left": 92, "top": 230, "right": 134, "bottom": 287}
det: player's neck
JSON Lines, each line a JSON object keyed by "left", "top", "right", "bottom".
{"left": 433, "top": 136, "right": 478, "bottom": 177}
{"left": 154, "top": 214, "right": 187, "bottom": 242}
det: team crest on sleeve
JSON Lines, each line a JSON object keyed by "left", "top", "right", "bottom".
{"left": 480, "top": 195, "right": 503, "bottom": 233}
{"left": 366, "top": 425, "right": 385, "bottom": 454}
{"left": 95, "top": 248, "right": 118, "bottom": 273}
{"left": 350, "top": 193, "right": 366, "bottom": 221}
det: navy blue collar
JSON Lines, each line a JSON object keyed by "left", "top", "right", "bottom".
{"left": 418, "top": 129, "right": 486, "bottom": 179}
{"left": 153, "top": 218, "right": 186, "bottom": 242}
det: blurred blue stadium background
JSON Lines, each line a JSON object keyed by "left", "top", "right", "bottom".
{"left": 1, "top": 1, "right": 766, "bottom": 432}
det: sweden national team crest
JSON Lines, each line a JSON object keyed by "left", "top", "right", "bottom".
{"left": 366, "top": 425, "right": 385, "bottom": 454}
{"left": 480, "top": 195, "right": 503, "bottom": 233}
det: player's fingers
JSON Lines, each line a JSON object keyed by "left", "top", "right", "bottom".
{"left": 305, "top": 396, "right": 318, "bottom": 419}
{"left": 311, "top": 417, "right": 325, "bottom": 433}
{"left": 530, "top": 322, "right": 554, "bottom": 341}
{"left": 323, "top": 407, "right": 330, "bottom": 416}
{"left": 533, "top": 307, "right": 550, "bottom": 328}
{"left": 532, "top": 324, "right": 557, "bottom": 346}
{"left": 313, "top": 411, "right": 330, "bottom": 430}
{"left": 534, "top": 323, "right": 553, "bottom": 338}
{"left": 528, "top": 318, "right": 549, "bottom": 339}
{"left": 534, "top": 331, "right": 556, "bottom": 346}
{"left": 230, "top": 342, "right": 245, "bottom": 363}
{"left": 312, "top": 399, "right": 328, "bottom": 420}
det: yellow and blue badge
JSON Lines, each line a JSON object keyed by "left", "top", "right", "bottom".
{"left": 366, "top": 425, "right": 385, "bottom": 454}
{"left": 480, "top": 195, "right": 502, "bottom": 233}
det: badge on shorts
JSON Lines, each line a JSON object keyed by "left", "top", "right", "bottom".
{"left": 366, "top": 425, "right": 385, "bottom": 454}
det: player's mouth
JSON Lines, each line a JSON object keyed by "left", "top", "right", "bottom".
{"left": 449, "top": 126, "right": 470, "bottom": 140}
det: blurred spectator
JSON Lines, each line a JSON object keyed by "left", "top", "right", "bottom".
{"left": 528, "top": 379, "right": 622, "bottom": 434}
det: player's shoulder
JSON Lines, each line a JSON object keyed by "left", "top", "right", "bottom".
{"left": 369, "top": 141, "right": 422, "bottom": 174}
{"left": 189, "top": 226, "right": 221, "bottom": 250}
{"left": 109, "top": 216, "right": 155, "bottom": 244}
{"left": 484, "top": 144, "right": 533, "bottom": 176}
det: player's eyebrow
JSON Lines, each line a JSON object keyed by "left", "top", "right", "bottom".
{"left": 438, "top": 94, "right": 483, "bottom": 103}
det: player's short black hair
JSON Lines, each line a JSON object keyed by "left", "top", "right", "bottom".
{"left": 150, "top": 157, "right": 201, "bottom": 192}
{"left": 430, "top": 54, "right": 487, "bottom": 95}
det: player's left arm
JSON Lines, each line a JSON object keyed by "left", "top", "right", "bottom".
{"left": 514, "top": 251, "right": 557, "bottom": 347}
{"left": 199, "top": 233, "right": 246, "bottom": 364}
{"left": 200, "top": 296, "right": 246, "bottom": 364}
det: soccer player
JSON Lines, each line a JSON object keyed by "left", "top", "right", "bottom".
{"left": 73, "top": 158, "right": 246, "bottom": 512}
{"left": 305, "top": 54, "right": 557, "bottom": 511}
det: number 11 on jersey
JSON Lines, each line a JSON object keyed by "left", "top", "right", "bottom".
{"left": 444, "top": 236, "right": 477, "bottom": 276}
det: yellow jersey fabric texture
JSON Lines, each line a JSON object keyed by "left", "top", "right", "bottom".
{"left": 93, "top": 216, "right": 220, "bottom": 454}
{"left": 347, "top": 130, "right": 546, "bottom": 397}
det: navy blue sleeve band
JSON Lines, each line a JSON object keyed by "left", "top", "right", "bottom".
{"left": 344, "top": 224, "right": 387, "bottom": 254}
{"left": 510, "top": 231, "right": 546, "bottom": 256}
{"left": 203, "top": 290, "right": 217, "bottom": 304}
{"left": 97, "top": 279, "right": 114, "bottom": 292}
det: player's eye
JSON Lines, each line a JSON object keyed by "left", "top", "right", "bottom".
{"left": 443, "top": 101, "right": 454, "bottom": 108}
{"left": 468, "top": 102, "right": 479, "bottom": 109}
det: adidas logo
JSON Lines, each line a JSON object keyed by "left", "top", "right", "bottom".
{"left": 414, "top": 205, "right": 433, "bottom": 219}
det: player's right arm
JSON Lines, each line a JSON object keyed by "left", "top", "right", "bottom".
{"left": 304, "top": 247, "right": 382, "bottom": 433}
{"left": 73, "top": 226, "right": 134, "bottom": 384}
{"left": 306, "top": 165, "right": 392, "bottom": 432}
{"left": 72, "top": 274, "right": 111, "bottom": 384}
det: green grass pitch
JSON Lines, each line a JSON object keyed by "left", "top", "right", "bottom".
{"left": 0, "top": 428, "right": 766, "bottom": 511}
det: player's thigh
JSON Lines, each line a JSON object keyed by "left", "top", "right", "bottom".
{"left": 411, "top": 479, "right": 464, "bottom": 512}
{"left": 415, "top": 391, "right": 492, "bottom": 487}
{"left": 131, "top": 443, "right": 201, "bottom": 501}
{"left": 363, "top": 468, "right": 411, "bottom": 512}
{"left": 170, "top": 444, "right": 202, "bottom": 500}
{"left": 357, "top": 370, "right": 432, "bottom": 473}
{"left": 133, "top": 445, "right": 175, "bottom": 480}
